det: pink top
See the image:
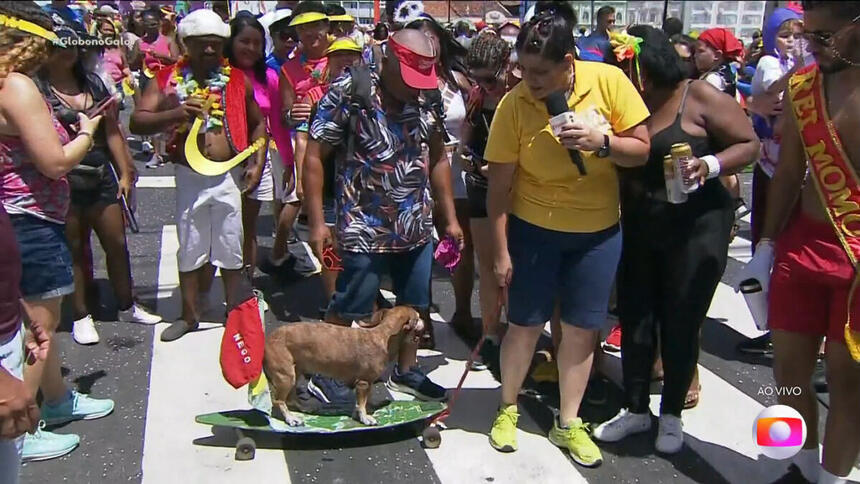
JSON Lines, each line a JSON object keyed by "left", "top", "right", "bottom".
{"left": 102, "top": 48, "right": 125, "bottom": 83}
{"left": 140, "top": 34, "right": 171, "bottom": 73}
{"left": 240, "top": 66, "right": 294, "bottom": 168}
{"left": 0, "top": 105, "right": 71, "bottom": 224}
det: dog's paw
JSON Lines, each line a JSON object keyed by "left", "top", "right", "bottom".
{"left": 283, "top": 414, "right": 305, "bottom": 427}
{"left": 356, "top": 412, "right": 378, "bottom": 426}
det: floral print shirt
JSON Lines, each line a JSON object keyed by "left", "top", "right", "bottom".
{"left": 310, "top": 70, "right": 434, "bottom": 253}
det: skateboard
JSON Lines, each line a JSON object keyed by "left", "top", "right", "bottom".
{"left": 196, "top": 400, "right": 447, "bottom": 460}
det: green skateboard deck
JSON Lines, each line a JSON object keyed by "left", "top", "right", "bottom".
{"left": 196, "top": 400, "right": 446, "bottom": 434}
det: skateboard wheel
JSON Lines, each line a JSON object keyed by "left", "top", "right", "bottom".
{"left": 422, "top": 426, "right": 441, "bottom": 449}
{"left": 235, "top": 436, "right": 256, "bottom": 461}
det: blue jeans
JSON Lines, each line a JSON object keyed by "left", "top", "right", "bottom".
{"left": 328, "top": 243, "right": 432, "bottom": 321}
{"left": 0, "top": 328, "right": 23, "bottom": 484}
{"left": 9, "top": 215, "right": 74, "bottom": 300}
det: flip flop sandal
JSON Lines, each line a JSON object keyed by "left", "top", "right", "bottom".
{"left": 160, "top": 319, "right": 198, "bottom": 342}
{"left": 684, "top": 384, "right": 702, "bottom": 409}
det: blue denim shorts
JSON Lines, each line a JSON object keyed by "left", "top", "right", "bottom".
{"left": 508, "top": 216, "right": 621, "bottom": 330}
{"left": 9, "top": 215, "right": 74, "bottom": 300}
{"left": 328, "top": 243, "right": 432, "bottom": 321}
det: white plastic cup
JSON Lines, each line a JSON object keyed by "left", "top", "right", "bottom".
{"left": 740, "top": 279, "right": 769, "bottom": 331}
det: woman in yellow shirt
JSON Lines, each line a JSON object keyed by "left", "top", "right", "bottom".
{"left": 483, "top": 5, "right": 651, "bottom": 467}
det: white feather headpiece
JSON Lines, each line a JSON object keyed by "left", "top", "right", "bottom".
{"left": 393, "top": 0, "right": 425, "bottom": 25}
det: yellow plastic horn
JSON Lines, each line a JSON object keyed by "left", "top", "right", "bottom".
{"left": 184, "top": 117, "right": 267, "bottom": 176}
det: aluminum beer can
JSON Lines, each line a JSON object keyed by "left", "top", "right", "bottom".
{"left": 671, "top": 142, "right": 700, "bottom": 193}
{"left": 663, "top": 155, "right": 687, "bottom": 204}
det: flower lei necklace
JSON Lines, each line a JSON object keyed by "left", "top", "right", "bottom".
{"left": 301, "top": 52, "right": 324, "bottom": 81}
{"left": 173, "top": 57, "right": 231, "bottom": 132}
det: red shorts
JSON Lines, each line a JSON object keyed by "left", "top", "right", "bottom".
{"left": 769, "top": 211, "right": 857, "bottom": 341}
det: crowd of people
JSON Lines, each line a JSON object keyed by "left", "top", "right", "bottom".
{"left": 1, "top": 1, "right": 859, "bottom": 484}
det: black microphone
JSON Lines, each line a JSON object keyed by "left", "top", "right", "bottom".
{"left": 545, "top": 91, "right": 586, "bottom": 175}
{"left": 423, "top": 89, "right": 451, "bottom": 143}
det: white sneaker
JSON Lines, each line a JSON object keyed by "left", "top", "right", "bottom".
{"left": 655, "top": 414, "right": 684, "bottom": 454}
{"left": 118, "top": 303, "right": 162, "bottom": 325}
{"left": 141, "top": 140, "right": 153, "bottom": 154}
{"left": 592, "top": 408, "right": 652, "bottom": 442}
{"left": 72, "top": 315, "right": 99, "bottom": 345}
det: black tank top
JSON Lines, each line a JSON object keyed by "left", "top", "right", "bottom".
{"left": 619, "top": 81, "right": 731, "bottom": 212}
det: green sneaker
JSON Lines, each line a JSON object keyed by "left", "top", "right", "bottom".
{"left": 41, "top": 390, "right": 115, "bottom": 426}
{"left": 549, "top": 417, "right": 603, "bottom": 468}
{"left": 489, "top": 404, "right": 519, "bottom": 452}
{"left": 22, "top": 422, "right": 80, "bottom": 462}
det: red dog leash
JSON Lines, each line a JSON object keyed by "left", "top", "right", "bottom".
{"left": 430, "top": 285, "right": 508, "bottom": 426}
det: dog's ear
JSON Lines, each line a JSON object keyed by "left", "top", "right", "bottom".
{"left": 403, "top": 313, "right": 424, "bottom": 333}
{"left": 360, "top": 308, "right": 390, "bottom": 328}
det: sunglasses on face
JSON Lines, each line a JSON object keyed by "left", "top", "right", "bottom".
{"left": 276, "top": 31, "right": 296, "bottom": 41}
{"left": 802, "top": 13, "right": 860, "bottom": 46}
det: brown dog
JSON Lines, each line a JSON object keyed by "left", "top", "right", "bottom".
{"left": 262, "top": 306, "right": 424, "bottom": 426}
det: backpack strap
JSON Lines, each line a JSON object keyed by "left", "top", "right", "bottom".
{"left": 344, "top": 64, "right": 374, "bottom": 162}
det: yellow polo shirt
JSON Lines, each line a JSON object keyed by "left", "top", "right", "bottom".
{"left": 485, "top": 60, "right": 649, "bottom": 232}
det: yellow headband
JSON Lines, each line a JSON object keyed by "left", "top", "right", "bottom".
{"left": 289, "top": 12, "right": 328, "bottom": 27}
{"left": 0, "top": 14, "right": 59, "bottom": 44}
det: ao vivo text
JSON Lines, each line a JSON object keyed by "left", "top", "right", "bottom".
{"left": 758, "top": 386, "right": 802, "bottom": 397}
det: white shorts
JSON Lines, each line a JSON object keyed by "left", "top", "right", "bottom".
{"left": 0, "top": 328, "right": 23, "bottom": 484}
{"left": 246, "top": 155, "right": 274, "bottom": 202}
{"left": 175, "top": 165, "right": 244, "bottom": 273}
{"left": 269, "top": 147, "right": 298, "bottom": 204}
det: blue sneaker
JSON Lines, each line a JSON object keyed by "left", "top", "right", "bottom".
{"left": 308, "top": 375, "right": 354, "bottom": 404}
{"left": 41, "top": 390, "right": 115, "bottom": 426}
{"left": 22, "top": 422, "right": 80, "bottom": 462}
{"left": 386, "top": 365, "right": 448, "bottom": 401}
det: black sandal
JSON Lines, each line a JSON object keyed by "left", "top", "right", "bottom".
{"left": 160, "top": 319, "right": 198, "bottom": 342}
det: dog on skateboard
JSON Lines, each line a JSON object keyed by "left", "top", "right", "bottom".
{"left": 263, "top": 306, "right": 424, "bottom": 426}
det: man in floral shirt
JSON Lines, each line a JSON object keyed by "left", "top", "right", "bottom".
{"left": 304, "top": 29, "right": 464, "bottom": 401}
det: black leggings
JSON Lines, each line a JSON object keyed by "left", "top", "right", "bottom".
{"left": 617, "top": 190, "right": 733, "bottom": 416}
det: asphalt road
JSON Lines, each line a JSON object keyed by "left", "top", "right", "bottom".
{"left": 17, "top": 131, "right": 860, "bottom": 484}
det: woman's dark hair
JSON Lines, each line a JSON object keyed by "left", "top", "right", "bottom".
{"left": 325, "top": 4, "right": 346, "bottom": 16}
{"left": 293, "top": 0, "right": 327, "bottom": 16}
{"left": 467, "top": 30, "right": 510, "bottom": 72}
{"left": 627, "top": 25, "right": 685, "bottom": 90}
{"left": 533, "top": 1, "right": 578, "bottom": 27}
{"left": 662, "top": 17, "right": 684, "bottom": 37}
{"left": 373, "top": 22, "right": 389, "bottom": 41}
{"left": 516, "top": 7, "right": 577, "bottom": 63}
{"left": 226, "top": 14, "right": 268, "bottom": 84}
{"left": 404, "top": 15, "right": 468, "bottom": 85}
{"left": 142, "top": 7, "right": 163, "bottom": 21}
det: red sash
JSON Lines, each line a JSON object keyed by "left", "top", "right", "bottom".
{"left": 156, "top": 63, "right": 249, "bottom": 153}
{"left": 788, "top": 63, "right": 860, "bottom": 360}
